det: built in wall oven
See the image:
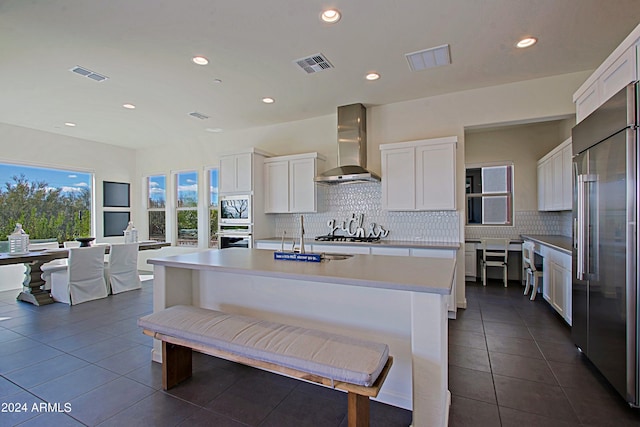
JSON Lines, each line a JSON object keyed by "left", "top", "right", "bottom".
{"left": 219, "top": 194, "right": 252, "bottom": 224}
{"left": 218, "top": 225, "right": 252, "bottom": 249}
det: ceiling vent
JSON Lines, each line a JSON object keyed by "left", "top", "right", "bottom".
{"left": 405, "top": 44, "right": 451, "bottom": 71}
{"left": 189, "top": 111, "right": 210, "bottom": 120}
{"left": 293, "top": 53, "right": 334, "bottom": 74}
{"left": 69, "top": 65, "right": 108, "bottom": 82}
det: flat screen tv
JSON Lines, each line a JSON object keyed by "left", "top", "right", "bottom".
{"left": 103, "top": 211, "right": 131, "bottom": 237}
{"left": 103, "top": 181, "right": 130, "bottom": 208}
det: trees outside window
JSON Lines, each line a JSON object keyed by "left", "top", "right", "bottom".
{"left": 0, "top": 164, "right": 92, "bottom": 251}
{"left": 147, "top": 175, "right": 166, "bottom": 241}
{"left": 208, "top": 168, "right": 219, "bottom": 248}
{"left": 176, "top": 171, "right": 198, "bottom": 246}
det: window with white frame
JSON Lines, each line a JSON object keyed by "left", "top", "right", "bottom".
{"left": 208, "top": 168, "right": 219, "bottom": 248}
{"left": 176, "top": 171, "right": 198, "bottom": 246}
{"left": 0, "top": 163, "right": 92, "bottom": 250}
{"left": 147, "top": 175, "right": 166, "bottom": 241}
{"left": 466, "top": 164, "right": 513, "bottom": 225}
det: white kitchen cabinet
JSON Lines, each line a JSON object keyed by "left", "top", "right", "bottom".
{"left": 370, "top": 247, "right": 411, "bottom": 257}
{"left": 540, "top": 245, "right": 572, "bottom": 325}
{"left": 538, "top": 137, "right": 572, "bottom": 211}
{"left": 380, "top": 136, "right": 456, "bottom": 211}
{"left": 264, "top": 153, "right": 325, "bottom": 213}
{"left": 255, "top": 241, "right": 282, "bottom": 251}
{"left": 310, "top": 244, "right": 371, "bottom": 255}
{"left": 464, "top": 243, "right": 477, "bottom": 280}
{"left": 220, "top": 152, "right": 253, "bottom": 193}
{"left": 574, "top": 28, "right": 640, "bottom": 123}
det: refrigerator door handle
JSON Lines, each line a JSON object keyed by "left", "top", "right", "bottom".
{"left": 577, "top": 174, "right": 587, "bottom": 280}
{"left": 577, "top": 174, "right": 597, "bottom": 280}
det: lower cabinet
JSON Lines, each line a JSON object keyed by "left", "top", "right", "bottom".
{"left": 464, "top": 243, "right": 477, "bottom": 280}
{"left": 541, "top": 246, "right": 572, "bottom": 325}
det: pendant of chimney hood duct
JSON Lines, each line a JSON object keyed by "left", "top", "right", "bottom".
{"left": 314, "top": 104, "right": 381, "bottom": 184}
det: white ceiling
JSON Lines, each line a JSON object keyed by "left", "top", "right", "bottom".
{"left": 1, "top": 1, "right": 639, "bottom": 150}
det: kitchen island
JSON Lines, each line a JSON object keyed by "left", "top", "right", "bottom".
{"left": 147, "top": 248, "right": 455, "bottom": 427}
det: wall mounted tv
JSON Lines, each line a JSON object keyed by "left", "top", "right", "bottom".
{"left": 103, "top": 181, "right": 130, "bottom": 207}
{"left": 103, "top": 211, "right": 130, "bottom": 237}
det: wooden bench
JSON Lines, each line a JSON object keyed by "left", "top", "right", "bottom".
{"left": 138, "top": 305, "right": 393, "bottom": 427}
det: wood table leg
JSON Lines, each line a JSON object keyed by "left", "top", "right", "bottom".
{"left": 348, "top": 392, "right": 370, "bottom": 427}
{"left": 16, "top": 260, "right": 54, "bottom": 306}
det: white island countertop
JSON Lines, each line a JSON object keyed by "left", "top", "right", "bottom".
{"left": 148, "top": 248, "right": 455, "bottom": 295}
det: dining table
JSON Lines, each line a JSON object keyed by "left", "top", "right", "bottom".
{"left": 0, "top": 241, "right": 171, "bottom": 306}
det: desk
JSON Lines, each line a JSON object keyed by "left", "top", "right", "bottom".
{"left": 0, "top": 241, "right": 170, "bottom": 306}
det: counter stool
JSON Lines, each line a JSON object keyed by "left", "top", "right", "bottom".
{"left": 522, "top": 241, "right": 543, "bottom": 300}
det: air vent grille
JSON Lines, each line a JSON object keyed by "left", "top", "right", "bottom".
{"left": 189, "top": 111, "right": 210, "bottom": 120}
{"left": 293, "top": 53, "right": 334, "bottom": 74}
{"left": 69, "top": 66, "right": 108, "bottom": 82}
{"left": 405, "top": 44, "right": 451, "bottom": 71}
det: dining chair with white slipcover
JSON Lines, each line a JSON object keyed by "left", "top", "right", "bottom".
{"left": 49, "top": 245, "right": 108, "bottom": 305}
{"left": 106, "top": 242, "right": 141, "bottom": 294}
{"left": 63, "top": 241, "right": 81, "bottom": 248}
{"left": 28, "top": 241, "right": 65, "bottom": 289}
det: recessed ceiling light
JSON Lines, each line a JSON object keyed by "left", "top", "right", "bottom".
{"left": 205, "top": 127, "right": 223, "bottom": 133}
{"left": 64, "top": 122, "right": 76, "bottom": 127}
{"left": 122, "top": 103, "right": 136, "bottom": 109}
{"left": 516, "top": 37, "right": 537, "bottom": 48}
{"left": 262, "top": 97, "right": 275, "bottom": 104}
{"left": 192, "top": 56, "right": 209, "bottom": 65}
{"left": 212, "top": 78, "right": 222, "bottom": 84}
{"left": 321, "top": 9, "right": 341, "bottom": 23}
{"left": 365, "top": 72, "right": 380, "bottom": 81}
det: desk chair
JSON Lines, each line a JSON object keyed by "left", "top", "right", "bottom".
{"left": 50, "top": 245, "right": 108, "bottom": 305}
{"left": 107, "top": 243, "right": 141, "bottom": 294}
{"left": 522, "top": 241, "right": 543, "bottom": 300}
{"left": 481, "top": 238, "right": 509, "bottom": 287}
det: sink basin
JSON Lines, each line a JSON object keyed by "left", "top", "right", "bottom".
{"left": 322, "top": 253, "right": 354, "bottom": 261}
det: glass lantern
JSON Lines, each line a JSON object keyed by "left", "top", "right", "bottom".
{"left": 8, "top": 223, "right": 29, "bottom": 254}
{"left": 124, "top": 221, "right": 138, "bottom": 244}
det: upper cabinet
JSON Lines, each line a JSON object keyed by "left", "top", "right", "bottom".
{"left": 380, "top": 136, "right": 457, "bottom": 211}
{"left": 219, "top": 149, "right": 271, "bottom": 194}
{"left": 538, "top": 137, "right": 572, "bottom": 211}
{"left": 574, "top": 24, "right": 640, "bottom": 123}
{"left": 264, "top": 152, "right": 325, "bottom": 213}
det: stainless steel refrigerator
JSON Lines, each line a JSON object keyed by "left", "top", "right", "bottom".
{"left": 572, "top": 82, "right": 639, "bottom": 407}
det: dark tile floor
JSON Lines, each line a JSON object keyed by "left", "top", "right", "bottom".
{"left": 2, "top": 278, "right": 640, "bottom": 426}
{"left": 0, "top": 280, "right": 411, "bottom": 427}
{"left": 449, "top": 280, "right": 640, "bottom": 427}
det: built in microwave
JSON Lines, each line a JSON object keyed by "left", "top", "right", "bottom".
{"left": 219, "top": 194, "right": 252, "bottom": 224}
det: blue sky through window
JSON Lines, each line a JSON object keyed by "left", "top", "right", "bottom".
{"left": 0, "top": 163, "right": 91, "bottom": 194}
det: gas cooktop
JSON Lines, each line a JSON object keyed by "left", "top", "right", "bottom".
{"left": 314, "top": 235, "right": 381, "bottom": 243}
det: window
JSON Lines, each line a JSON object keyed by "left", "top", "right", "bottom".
{"left": 466, "top": 164, "right": 513, "bottom": 225}
{"left": 147, "top": 175, "right": 166, "bottom": 241}
{"left": 208, "top": 168, "right": 219, "bottom": 248}
{"left": 176, "top": 171, "right": 198, "bottom": 246}
{"left": 0, "top": 163, "right": 92, "bottom": 250}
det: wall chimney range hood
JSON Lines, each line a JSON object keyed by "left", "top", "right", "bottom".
{"left": 314, "top": 103, "right": 381, "bottom": 184}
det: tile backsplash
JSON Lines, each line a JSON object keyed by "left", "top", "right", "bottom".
{"left": 273, "top": 183, "right": 460, "bottom": 243}
{"left": 465, "top": 210, "right": 572, "bottom": 240}
{"left": 271, "top": 183, "right": 572, "bottom": 243}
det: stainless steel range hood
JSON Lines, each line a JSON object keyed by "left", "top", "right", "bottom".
{"left": 314, "top": 103, "right": 381, "bottom": 184}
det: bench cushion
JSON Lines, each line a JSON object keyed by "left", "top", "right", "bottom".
{"left": 138, "top": 305, "right": 389, "bottom": 387}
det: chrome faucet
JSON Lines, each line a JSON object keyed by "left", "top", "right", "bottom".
{"left": 299, "top": 215, "right": 305, "bottom": 253}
